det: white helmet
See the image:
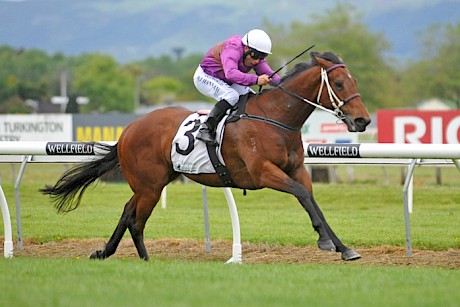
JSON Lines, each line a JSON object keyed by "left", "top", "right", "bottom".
{"left": 241, "top": 29, "right": 272, "bottom": 54}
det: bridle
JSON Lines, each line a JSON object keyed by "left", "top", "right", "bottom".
{"left": 235, "top": 62, "right": 361, "bottom": 132}
{"left": 277, "top": 63, "right": 361, "bottom": 121}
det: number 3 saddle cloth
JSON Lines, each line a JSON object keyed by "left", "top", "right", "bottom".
{"left": 171, "top": 112, "right": 227, "bottom": 174}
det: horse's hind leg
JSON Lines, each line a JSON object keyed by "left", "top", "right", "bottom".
{"left": 89, "top": 188, "right": 162, "bottom": 261}
{"left": 89, "top": 197, "right": 134, "bottom": 260}
{"left": 126, "top": 189, "right": 163, "bottom": 260}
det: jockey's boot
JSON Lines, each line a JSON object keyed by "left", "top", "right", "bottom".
{"left": 197, "top": 99, "right": 232, "bottom": 146}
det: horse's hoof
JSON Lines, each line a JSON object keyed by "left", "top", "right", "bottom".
{"left": 341, "top": 249, "right": 361, "bottom": 261}
{"left": 89, "top": 250, "right": 104, "bottom": 260}
{"left": 317, "top": 239, "right": 335, "bottom": 252}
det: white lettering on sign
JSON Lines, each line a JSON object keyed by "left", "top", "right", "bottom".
{"left": 431, "top": 117, "right": 443, "bottom": 144}
{"left": 394, "top": 115, "right": 460, "bottom": 144}
{"left": 46, "top": 142, "right": 94, "bottom": 155}
{"left": 446, "top": 117, "right": 460, "bottom": 144}
{"left": 394, "top": 116, "right": 426, "bottom": 143}
{"left": 307, "top": 144, "right": 360, "bottom": 157}
{"left": 378, "top": 110, "right": 460, "bottom": 144}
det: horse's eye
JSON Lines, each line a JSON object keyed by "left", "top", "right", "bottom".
{"left": 334, "top": 80, "right": 344, "bottom": 91}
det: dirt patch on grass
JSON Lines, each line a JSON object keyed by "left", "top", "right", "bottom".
{"left": 4, "top": 238, "right": 459, "bottom": 269}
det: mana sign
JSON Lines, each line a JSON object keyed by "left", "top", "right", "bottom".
{"left": 377, "top": 110, "right": 460, "bottom": 144}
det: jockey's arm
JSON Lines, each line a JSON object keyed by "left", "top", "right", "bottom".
{"left": 221, "top": 47, "right": 258, "bottom": 86}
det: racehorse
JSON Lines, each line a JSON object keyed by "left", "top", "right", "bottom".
{"left": 40, "top": 51, "right": 371, "bottom": 261}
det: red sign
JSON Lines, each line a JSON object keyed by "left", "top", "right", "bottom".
{"left": 377, "top": 110, "right": 460, "bottom": 144}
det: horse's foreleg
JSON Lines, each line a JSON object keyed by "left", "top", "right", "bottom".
{"left": 291, "top": 166, "right": 360, "bottom": 260}
{"left": 255, "top": 163, "right": 334, "bottom": 250}
{"left": 289, "top": 181, "right": 335, "bottom": 251}
{"left": 90, "top": 197, "right": 133, "bottom": 260}
{"left": 309, "top": 196, "right": 361, "bottom": 260}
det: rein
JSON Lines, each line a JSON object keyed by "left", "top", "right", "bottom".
{"left": 239, "top": 63, "right": 361, "bottom": 132}
{"left": 234, "top": 113, "right": 300, "bottom": 132}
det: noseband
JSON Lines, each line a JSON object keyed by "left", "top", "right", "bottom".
{"left": 278, "top": 63, "right": 361, "bottom": 120}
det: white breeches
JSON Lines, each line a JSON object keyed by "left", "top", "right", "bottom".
{"left": 193, "top": 66, "right": 251, "bottom": 106}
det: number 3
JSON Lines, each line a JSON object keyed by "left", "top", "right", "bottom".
{"left": 175, "top": 119, "right": 201, "bottom": 155}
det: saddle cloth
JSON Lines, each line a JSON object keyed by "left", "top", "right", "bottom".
{"left": 171, "top": 113, "right": 227, "bottom": 174}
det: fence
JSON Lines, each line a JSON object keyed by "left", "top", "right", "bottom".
{"left": 1, "top": 142, "right": 459, "bottom": 259}
{"left": 0, "top": 141, "right": 242, "bottom": 262}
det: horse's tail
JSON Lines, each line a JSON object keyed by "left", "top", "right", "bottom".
{"left": 39, "top": 143, "right": 120, "bottom": 213}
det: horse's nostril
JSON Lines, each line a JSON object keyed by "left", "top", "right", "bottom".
{"left": 353, "top": 117, "right": 370, "bottom": 131}
{"left": 355, "top": 117, "right": 370, "bottom": 127}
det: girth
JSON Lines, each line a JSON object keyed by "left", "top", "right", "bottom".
{"left": 205, "top": 142, "right": 236, "bottom": 187}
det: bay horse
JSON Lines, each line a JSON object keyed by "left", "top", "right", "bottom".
{"left": 40, "top": 51, "right": 371, "bottom": 261}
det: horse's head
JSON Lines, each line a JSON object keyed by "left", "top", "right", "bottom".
{"left": 311, "top": 51, "right": 371, "bottom": 132}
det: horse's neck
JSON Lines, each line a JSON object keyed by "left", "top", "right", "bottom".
{"left": 249, "top": 72, "right": 319, "bottom": 130}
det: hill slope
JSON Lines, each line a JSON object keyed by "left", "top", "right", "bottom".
{"left": 0, "top": 0, "right": 459, "bottom": 62}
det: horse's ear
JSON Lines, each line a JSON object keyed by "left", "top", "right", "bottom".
{"left": 310, "top": 51, "right": 320, "bottom": 64}
{"left": 314, "top": 57, "right": 330, "bottom": 69}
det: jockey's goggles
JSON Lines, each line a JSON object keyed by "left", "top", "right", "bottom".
{"left": 248, "top": 48, "right": 268, "bottom": 60}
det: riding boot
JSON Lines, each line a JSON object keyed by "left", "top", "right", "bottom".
{"left": 197, "top": 99, "right": 232, "bottom": 145}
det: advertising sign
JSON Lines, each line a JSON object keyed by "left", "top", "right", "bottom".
{"left": 377, "top": 110, "right": 460, "bottom": 144}
{"left": 73, "top": 114, "right": 139, "bottom": 141}
{"left": 301, "top": 109, "right": 357, "bottom": 144}
{"left": 45, "top": 142, "right": 95, "bottom": 155}
{"left": 0, "top": 114, "right": 72, "bottom": 141}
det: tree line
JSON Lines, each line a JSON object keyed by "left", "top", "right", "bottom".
{"left": 1, "top": 5, "right": 458, "bottom": 114}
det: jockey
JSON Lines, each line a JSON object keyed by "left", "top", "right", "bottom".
{"left": 193, "top": 29, "right": 281, "bottom": 145}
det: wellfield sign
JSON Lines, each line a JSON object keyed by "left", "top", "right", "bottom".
{"left": 377, "top": 110, "right": 460, "bottom": 144}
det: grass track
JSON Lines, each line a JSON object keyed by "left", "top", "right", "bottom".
{"left": 1, "top": 258, "right": 459, "bottom": 307}
{"left": 0, "top": 163, "right": 459, "bottom": 306}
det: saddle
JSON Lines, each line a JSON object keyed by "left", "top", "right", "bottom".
{"left": 205, "top": 93, "right": 253, "bottom": 187}
{"left": 170, "top": 93, "right": 254, "bottom": 188}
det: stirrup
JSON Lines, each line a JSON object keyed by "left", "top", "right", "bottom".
{"left": 197, "top": 129, "right": 217, "bottom": 146}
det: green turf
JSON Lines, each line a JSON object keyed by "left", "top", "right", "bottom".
{"left": 0, "top": 258, "right": 459, "bottom": 307}
{"left": 0, "top": 163, "right": 458, "bottom": 307}
{"left": 2, "top": 178, "right": 458, "bottom": 250}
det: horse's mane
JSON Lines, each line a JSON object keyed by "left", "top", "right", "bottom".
{"left": 280, "top": 51, "right": 344, "bottom": 83}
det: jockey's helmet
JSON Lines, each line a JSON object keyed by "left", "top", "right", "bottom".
{"left": 241, "top": 29, "right": 272, "bottom": 54}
